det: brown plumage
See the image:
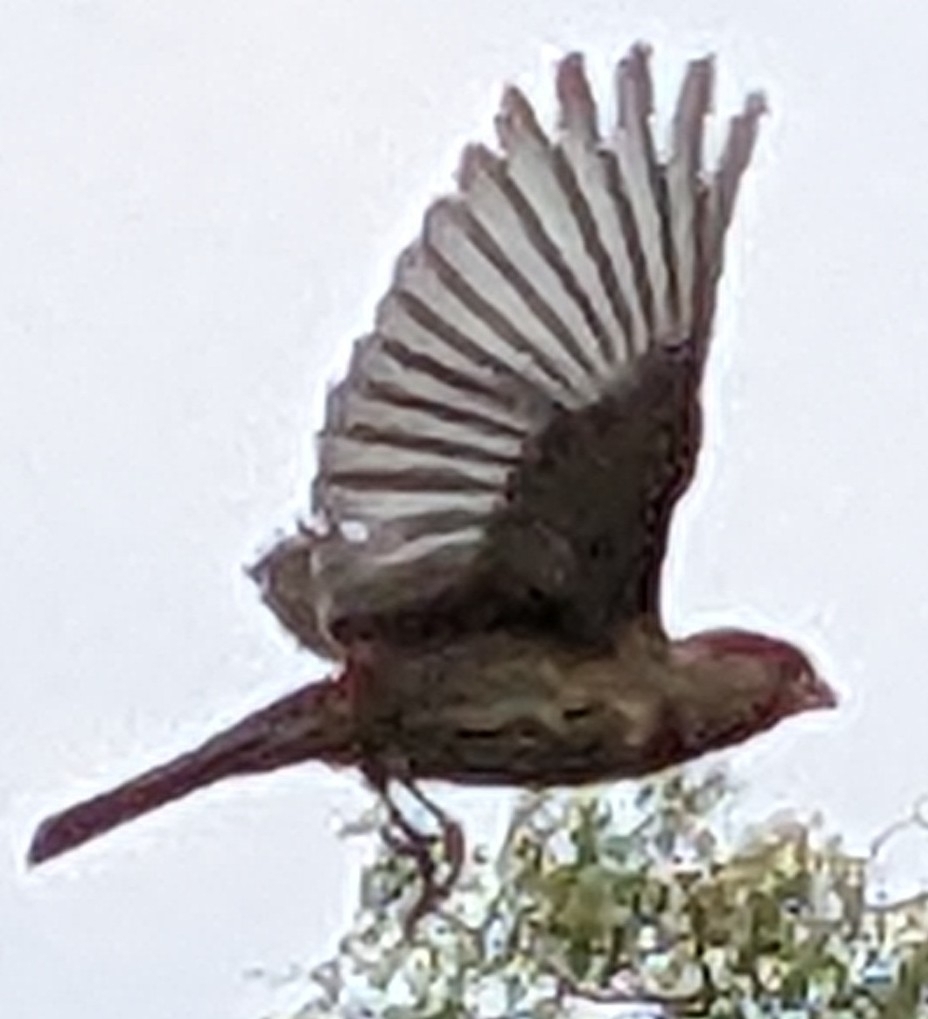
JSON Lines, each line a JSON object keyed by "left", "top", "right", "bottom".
{"left": 28, "top": 45, "right": 836, "bottom": 895}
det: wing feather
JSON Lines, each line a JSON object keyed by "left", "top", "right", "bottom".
{"left": 554, "top": 54, "right": 640, "bottom": 363}
{"left": 612, "top": 44, "right": 674, "bottom": 340}
{"left": 253, "top": 45, "right": 765, "bottom": 654}
{"left": 665, "top": 57, "right": 713, "bottom": 340}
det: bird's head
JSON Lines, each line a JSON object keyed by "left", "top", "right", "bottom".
{"left": 668, "top": 627, "right": 837, "bottom": 752}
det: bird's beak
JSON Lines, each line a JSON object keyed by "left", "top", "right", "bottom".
{"left": 807, "top": 674, "right": 839, "bottom": 710}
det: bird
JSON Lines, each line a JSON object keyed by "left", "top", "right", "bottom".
{"left": 28, "top": 44, "right": 836, "bottom": 917}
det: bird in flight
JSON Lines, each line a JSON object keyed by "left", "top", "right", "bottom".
{"left": 29, "top": 43, "right": 835, "bottom": 922}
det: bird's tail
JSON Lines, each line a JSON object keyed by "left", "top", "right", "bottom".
{"left": 27, "top": 677, "right": 358, "bottom": 866}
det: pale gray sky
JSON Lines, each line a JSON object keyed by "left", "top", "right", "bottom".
{"left": 4, "top": 1, "right": 928, "bottom": 1017}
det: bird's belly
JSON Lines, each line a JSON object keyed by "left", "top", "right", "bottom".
{"left": 397, "top": 706, "right": 671, "bottom": 787}
{"left": 359, "top": 638, "right": 673, "bottom": 787}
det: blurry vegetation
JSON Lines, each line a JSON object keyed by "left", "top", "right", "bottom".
{"left": 271, "top": 768, "right": 928, "bottom": 1019}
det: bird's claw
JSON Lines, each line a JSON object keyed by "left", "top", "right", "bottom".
{"left": 377, "top": 781, "right": 465, "bottom": 934}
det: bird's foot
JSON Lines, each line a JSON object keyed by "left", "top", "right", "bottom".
{"left": 378, "top": 779, "right": 464, "bottom": 934}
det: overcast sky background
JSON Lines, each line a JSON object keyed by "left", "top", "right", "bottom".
{"left": 4, "top": 1, "right": 928, "bottom": 1016}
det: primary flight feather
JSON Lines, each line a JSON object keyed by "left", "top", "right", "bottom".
{"left": 29, "top": 45, "right": 835, "bottom": 895}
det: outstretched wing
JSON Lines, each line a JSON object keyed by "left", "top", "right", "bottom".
{"left": 253, "top": 45, "right": 764, "bottom": 655}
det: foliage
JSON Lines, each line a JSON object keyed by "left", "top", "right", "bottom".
{"left": 276, "top": 768, "right": 928, "bottom": 1019}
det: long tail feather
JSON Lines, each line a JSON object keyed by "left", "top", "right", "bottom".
{"left": 28, "top": 679, "right": 356, "bottom": 865}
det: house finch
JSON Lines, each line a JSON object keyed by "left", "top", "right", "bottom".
{"left": 28, "top": 45, "right": 836, "bottom": 913}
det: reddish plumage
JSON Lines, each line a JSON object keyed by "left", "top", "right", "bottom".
{"left": 28, "top": 44, "right": 836, "bottom": 883}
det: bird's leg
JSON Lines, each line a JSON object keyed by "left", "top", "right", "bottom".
{"left": 368, "top": 770, "right": 465, "bottom": 931}
{"left": 401, "top": 778, "right": 465, "bottom": 893}
{"left": 348, "top": 649, "right": 464, "bottom": 927}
